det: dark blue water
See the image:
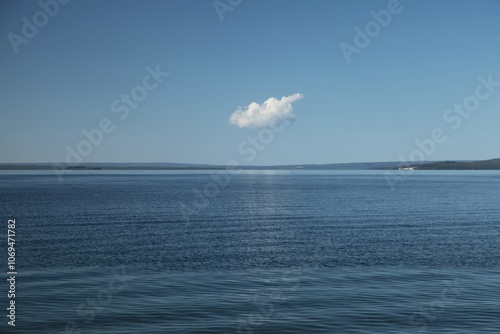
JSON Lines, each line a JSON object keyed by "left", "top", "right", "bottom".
{"left": 1, "top": 171, "right": 499, "bottom": 333}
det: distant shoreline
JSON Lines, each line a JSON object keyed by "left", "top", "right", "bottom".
{"left": 1, "top": 158, "right": 500, "bottom": 171}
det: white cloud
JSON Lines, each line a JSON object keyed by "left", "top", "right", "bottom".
{"left": 229, "top": 93, "right": 304, "bottom": 129}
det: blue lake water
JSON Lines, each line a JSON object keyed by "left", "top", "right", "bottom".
{"left": 0, "top": 170, "right": 499, "bottom": 333}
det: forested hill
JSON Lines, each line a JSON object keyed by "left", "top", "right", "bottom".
{"left": 410, "top": 159, "right": 500, "bottom": 170}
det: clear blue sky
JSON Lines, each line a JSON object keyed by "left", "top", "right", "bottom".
{"left": 1, "top": 0, "right": 499, "bottom": 165}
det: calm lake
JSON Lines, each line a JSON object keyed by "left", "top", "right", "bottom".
{"left": 1, "top": 170, "right": 499, "bottom": 333}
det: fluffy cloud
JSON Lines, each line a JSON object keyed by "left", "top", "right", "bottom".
{"left": 229, "top": 93, "right": 304, "bottom": 129}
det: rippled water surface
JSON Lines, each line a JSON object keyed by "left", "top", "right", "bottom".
{"left": 1, "top": 171, "right": 499, "bottom": 333}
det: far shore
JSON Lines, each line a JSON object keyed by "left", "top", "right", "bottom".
{"left": 2, "top": 158, "right": 500, "bottom": 171}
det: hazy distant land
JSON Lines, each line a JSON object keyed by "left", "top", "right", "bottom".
{"left": 399, "top": 158, "right": 500, "bottom": 170}
{"left": 1, "top": 159, "right": 500, "bottom": 171}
